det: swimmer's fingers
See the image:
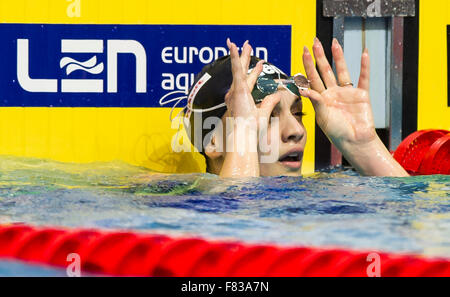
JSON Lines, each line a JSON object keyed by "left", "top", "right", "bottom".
{"left": 247, "top": 60, "right": 264, "bottom": 90}
{"left": 258, "top": 93, "right": 281, "bottom": 117}
{"left": 312, "top": 38, "right": 337, "bottom": 89}
{"left": 227, "top": 38, "right": 246, "bottom": 83}
{"left": 299, "top": 88, "right": 323, "bottom": 109}
{"left": 303, "top": 46, "right": 326, "bottom": 93}
{"left": 358, "top": 48, "right": 370, "bottom": 91}
{"left": 240, "top": 40, "right": 252, "bottom": 73}
{"left": 331, "top": 38, "right": 352, "bottom": 88}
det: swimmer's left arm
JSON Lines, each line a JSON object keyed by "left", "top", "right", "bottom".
{"left": 300, "top": 38, "right": 408, "bottom": 177}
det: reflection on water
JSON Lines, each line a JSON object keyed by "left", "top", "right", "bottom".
{"left": 0, "top": 156, "right": 449, "bottom": 258}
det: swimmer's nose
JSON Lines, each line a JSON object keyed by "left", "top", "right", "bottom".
{"left": 281, "top": 115, "right": 305, "bottom": 143}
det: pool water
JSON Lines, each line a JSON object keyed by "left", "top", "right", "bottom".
{"left": 0, "top": 260, "right": 68, "bottom": 276}
{"left": 0, "top": 155, "right": 449, "bottom": 266}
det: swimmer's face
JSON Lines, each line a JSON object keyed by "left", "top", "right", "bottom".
{"left": 208, "top": 86, "right": 306, "bottom": 176}
{"left": 257, "top": 87, "right": 306, "bottom": 176}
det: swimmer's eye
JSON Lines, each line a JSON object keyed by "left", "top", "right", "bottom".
{"left": 293, "top": 112, "right": 306, "bottom": 117}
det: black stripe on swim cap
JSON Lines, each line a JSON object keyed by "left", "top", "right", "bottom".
{"left": 184, "top": 55, "right": 288, "bottom": 153}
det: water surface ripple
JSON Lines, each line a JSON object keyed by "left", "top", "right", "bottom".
{"left": 0, "top": 156, "right": 449, "bottom": 258}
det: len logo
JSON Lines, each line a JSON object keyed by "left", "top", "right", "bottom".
{"left": 17, "top": 39, "right": 147, "bottom": 93}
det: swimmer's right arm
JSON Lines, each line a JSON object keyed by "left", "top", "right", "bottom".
{"left": 219, "top": 39, "right": 259, "bottom": 178}
{"left": 219, "top": 39, "right": 279, "bottom": 178}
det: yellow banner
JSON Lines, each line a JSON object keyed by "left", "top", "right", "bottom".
{"left": 0, "top": 0, "right": 316, "bottom": 174}
{"left": 418, "top": 0, "right": 450, "bottom": 130}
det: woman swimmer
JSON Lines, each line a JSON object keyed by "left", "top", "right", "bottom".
{"left": 183, "top": 38, "right": 409, "bottom": 178}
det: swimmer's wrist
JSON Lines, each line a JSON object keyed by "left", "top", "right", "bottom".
{"left": 225, "top": 122, "right": 258, "bottom": 153}
{"left": 219, "top": 123, "right": 259, "bottom": 178}
{"left": 339, "top": 136, "right": 409, "bottom": 177}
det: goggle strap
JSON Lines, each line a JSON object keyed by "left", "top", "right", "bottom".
{"left": 189, "top": 102, "right": 227, "bottom": 113}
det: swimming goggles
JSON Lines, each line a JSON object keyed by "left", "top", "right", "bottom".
{"left": 252, "top": 73, "right": 310, "bottom": 102}
{"left": 174, "top": 73, "right": 311, "bottom": 122}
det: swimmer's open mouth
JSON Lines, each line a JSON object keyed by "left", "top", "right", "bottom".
{"left": 278, "top": 150, "right": 303, "bottom": 169}
{"left": 279, "top": 154, "right": 301, "bottom": 162}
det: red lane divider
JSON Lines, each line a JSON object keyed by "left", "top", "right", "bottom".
{"left": 419, "top": 133, "right": 450, "bottom": 175}
{"left": 393, "top": 129, "right": 450, "bottom": 175}
{"left": 0, "top": 224, "right": 449, "bottom": 277}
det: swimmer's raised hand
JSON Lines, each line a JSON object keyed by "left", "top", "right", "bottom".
{"left": 225, "top": 39, "right": 281, "bottom": 125}
{"left": 219, "top": 39, "right": 281, "bottom": 178}
{"left": 301, "top": 38, "right": 376, "bottom": 150}
{"left": 301, "top": 38, "right": 408, "bottom": 177}
{"left": 225, "top": 39, "right": 257, "bottom": 118}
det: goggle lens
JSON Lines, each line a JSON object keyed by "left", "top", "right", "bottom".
{"left": 252, "top": 73, "right": 310, "bottom": 102}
